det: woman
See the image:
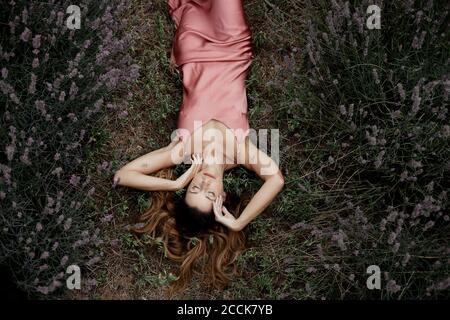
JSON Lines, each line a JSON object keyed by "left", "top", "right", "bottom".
{"left": 113, "top": 0, "right": 284, "bottom": 296}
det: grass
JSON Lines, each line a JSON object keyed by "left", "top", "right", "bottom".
{"left": 68, "top": 0, "right": 449, "bottom": 300}
{"left": 2, "top": 0, "right": 447, "bottom": 300}
{"left": 66, "top": 0, "right": 316, "bottom": 300}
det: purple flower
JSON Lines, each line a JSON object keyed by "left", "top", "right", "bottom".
{"left": 86, "top": 256, "right": 101, "bottom": 266}
{"left": 441, "top": 125, "right": 450, "bottom": 138}
{"left": 38, "top": 264, "right": 48, "bottom": 272}
{"left": 386, "top": 280, "right": 401, "bottom": 294}
{"left": 35, "top": 100, "right": 46, "bottom": 115}
{"left": 372, "top": 68, "right": 380, "bottom": 84}
{"left": 402, "top": 253, "right": 411, "bottom": 266}
{"left": 64, "top": 218, "right": 72, "bottom": 231}
{"left": 51, "top": 167, "right": 63, "bottom": 178}
{"left": 423, "top": 220, "right": 435, "bottom": 231}
{"left": 86, "top": 278, "right": 98, "bottom": 286}
{"left": 32, "top": 35, "right": 42, "bottom": 49}
{"left": 412, "top": 31, "right": 427, "bottom": 50}
{"left": 118, "top": 110, "right": 128, "bottom": 118}
{"left": 58, "top": 91, "right": 66, "bottom": 102}
{"left": 32, "top": 58, "right": 39, "bottom": 69}
{"left": 28, "top": 73, "right": 37, "bottom": 94}
{"left": 69, "top": 175, "right": 80, "bottom": 187}
{"left": 60, "top": 255, "right": 69, "bottom": 266}
{"left": 411, "top": 83, "right": 421, "bottom": 114}
{"left": 392, "top": 242, "right": 400, "bottom": 253}
{"left": 22, "top": 7, "right": 28, "bottom": 24}
{"left": 10, "top": 93, "right": 20, "bottom": 104}
{"left": 306, "top": 267, "right": 317, "bottom": 273}
{"left": 5, "top": 145, "right": 15, "bottom": 161}
{"left": 20, "top": 27, "right": 31, "bottom": 42}
{"left": 36, "top": 286, "right": 49, "bottom": 295}
{"left": 68, "top": 68, "right": 78, "bottom": 78}
{"left": 397, "top": 83, "right": 405, "bottom": 100}
{"left": 87, "top": 187, "right": 95, "bottom": 197}
{"left": 387, "top": 232, "right": 397, "bottom": 245}
{"left": 56, "top": 11, "right": 64, "bottom": 27}
{"left": 101, "top": 214, "right": 113, "bottom": 223}
{"left": 69, "top": 82, "right": 78, "bottom": 97}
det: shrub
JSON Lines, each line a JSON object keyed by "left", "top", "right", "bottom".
{"left": 270, "top": 0, "right": 449, "bottom": 298}
{"left": 0, "top": 0, "right": 139, "bottom": 297}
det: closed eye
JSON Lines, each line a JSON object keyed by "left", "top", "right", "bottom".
{"left": 190, "top": 185, "right": 200, "bottom": 193}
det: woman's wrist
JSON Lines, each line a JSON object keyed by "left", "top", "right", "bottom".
{"left": 231, "top": 218, "right": 245, "bottom": 232}
{"left": 170, "top": 179, "right": 182, "bottom": 191}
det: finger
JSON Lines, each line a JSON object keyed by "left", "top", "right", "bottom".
{"left": 222, "top": 206, "right": 233, "bottom": 217}
{"left": 213, "top": 205, "right": 223, "bottom": 221}
{"left": 214, "top": 197, "right": 221, "bottom": 214}
{"left": 222, "top": 206, "right": 229, "bottom": 215}
{"left": 217, "top": 200, "right": 224, "bottom": 217}
{"left": 216, "top": 202, "right": 223, "bottom": 217}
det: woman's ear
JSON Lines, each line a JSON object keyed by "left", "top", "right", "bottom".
{"left": 221, "top": 191, "right": 227, "bottom": 202}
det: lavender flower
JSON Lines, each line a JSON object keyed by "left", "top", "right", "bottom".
{"left": 58, "top": 91, "right": 66, "bottom": 102}
{"left": 28, "top": 73, "right": 37, "bottom": 94}
{"left": 411, "top": 83, "right": 421, "bottom": 114}
{"left": 60, "top": 255, "right": 69, "bottom": 267}
{"left": 412, "top": 31, "right": 427, "bottom": 50}
{"left": 32, "top": 58, "right": 39, "bottom": 69}
{"left": 372, "top": 68, "right": 380, "bottom": 84}
{"left": 397, "top": 83, "right": 405, "bottom": 100}
{"left": 32, "top": 35, "right": 42, "bottom": 49}
{"left": 386, "top": 280, "right": 401, "bottom": 294}
{"left": 64, "top": 218, "right": 72, "bottom": 231}
{"left": 36, "top": 286, "right": 49, "bottom": 295}
{"left": 20, "top": 27, "right": 31, "bottom": 42}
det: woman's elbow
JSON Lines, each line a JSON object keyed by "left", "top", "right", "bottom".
{"left": 275, "top": 171, "right": 285, "bottom": 190}
{"left": 113, "top": 169, "right": 126, "bottom": 186}
{"left": 279, "top": 175, "right": 285, "bottom": 189}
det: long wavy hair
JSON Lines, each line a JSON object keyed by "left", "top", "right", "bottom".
{"left": 131, "top": 168, "right": 249, "bottom": 297}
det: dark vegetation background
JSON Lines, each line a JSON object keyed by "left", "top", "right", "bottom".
{"left": 0, "top": 0, "right": 449, "bottom": 299}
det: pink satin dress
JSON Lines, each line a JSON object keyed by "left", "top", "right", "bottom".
{"left": 168, "top": 0, "right": 253, "bottom": 144}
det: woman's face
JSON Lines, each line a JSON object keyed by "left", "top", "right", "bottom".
{"left": 185, "top": 170, "right": 225, "bottom": 213}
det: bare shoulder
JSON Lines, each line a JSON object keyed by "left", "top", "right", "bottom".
{"left": 166, "top": 136, "right": 186, "bottom": 165}
{"left": 238, "top": 136, "right": 282, "bottom": 180}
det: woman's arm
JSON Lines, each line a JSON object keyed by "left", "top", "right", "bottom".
{"left": 113, "top": 137, "right": 192, "bottom": 192}
{"left": 214, "top": 139, "right": 284, "bottom": 231}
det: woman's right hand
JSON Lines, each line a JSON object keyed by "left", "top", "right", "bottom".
{"left": 174, "top": 153, "right": 203, "bottom": 190}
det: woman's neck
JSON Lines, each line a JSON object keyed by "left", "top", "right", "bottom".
{"left": 200, "top": 162, "right": 225, "bottom": 179}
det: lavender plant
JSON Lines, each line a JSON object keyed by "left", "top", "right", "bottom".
{"left": 273, "top": 0, "right": 449, "bottom": 299}
{"left": 0, "top": 0, "right": 139, "bottom": 297}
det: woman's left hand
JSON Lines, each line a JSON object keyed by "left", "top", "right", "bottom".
{"left": 174, "top": 153, "right": 203, "bottom": 190}
{"left": 213, "top": 195, "right": 242, "bottom": 232}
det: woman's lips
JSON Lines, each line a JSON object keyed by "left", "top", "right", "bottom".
{"left": 203, "top": 172, "right": 216, "bottom": 179}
